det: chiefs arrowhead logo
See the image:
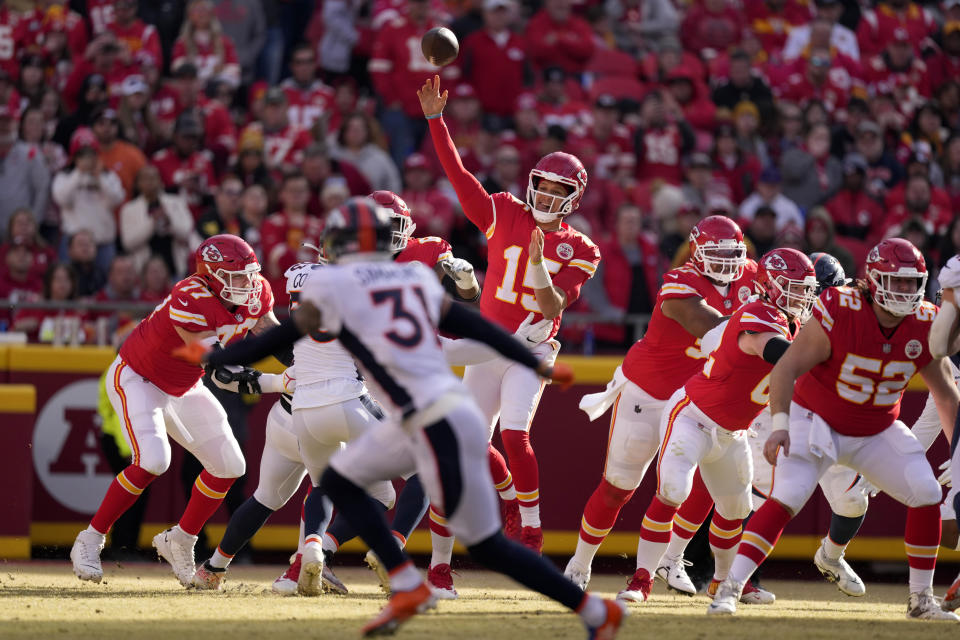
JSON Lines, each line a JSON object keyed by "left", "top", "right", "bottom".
{"left": 201, "top": 244, "right": 223, "bottom": 262}
{"left": 764, "top": 254, "right": 788, "bottom": 270}
{"left": 867, "top": 247, "right": 880, "bottom": 263}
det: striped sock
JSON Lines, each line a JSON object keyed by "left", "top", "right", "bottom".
{"left": 489, "top": 445, "right": 518, "bottom": 501}
{"left": 571, "top": 479, "right": 634, "bottom": 569}
{"left": 665, "top": 471, "right": 714, "bottom": 560}
{"left": 905, "top": 504, "right": 940, "bottom": 593}
{"left": 708, "top": 514, "right": 743, "bottom": 581}
{"left": 179, "top": 471, "right": 235, "bottom": 536}
{"left": 730, "top": 499, "right": 792, "bottom": 583}
{"left": 636, "top": 497, "right": 678, "bottom": 572}
{"left": 429, "top": 505, "right": 455, "bottom": 567}
{"left": 502, "top": 430, "right": 540, "bottom": 528}
{"left": 90, "top": 465, "right": 156, "bottom": 534}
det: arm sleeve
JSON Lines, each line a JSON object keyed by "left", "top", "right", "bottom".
{"left": 762, "top": 336, "right": 792, "bottom": 364}
{"left": 207, "top": 316, "right": 304, "bottom": 367}
{"left": 912, "top": 392, "right": 944, "bottom": 451}
{"left": 427, "top": 116, "right": 495, "bottom": 233}
{"left": 438, "top": 302, "right": 540, "bottom": 371}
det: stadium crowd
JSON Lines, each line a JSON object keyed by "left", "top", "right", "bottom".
{"left": 0, "top": 0, "right": 959, "bottom": 352}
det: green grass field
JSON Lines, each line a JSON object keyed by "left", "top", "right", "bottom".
{"left": 0, "top": 563, "right": 957, "bottom": 639}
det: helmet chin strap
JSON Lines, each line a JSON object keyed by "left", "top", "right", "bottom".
{"left": 530, "top": 207, "right": 561, "bottom": 224}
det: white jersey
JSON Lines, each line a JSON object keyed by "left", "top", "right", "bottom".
{"left": 285, "top": 262, "right": 366, "bottom": 409}
{"left": 913, "top": 357, "right": 960, "bottom": 451}
{"left": 300, "top": 258, "right": 460, "bottom": 414}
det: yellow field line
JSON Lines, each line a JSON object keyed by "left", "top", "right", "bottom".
{"left": 30, "top": 523, "right": 958, "bottom": 562}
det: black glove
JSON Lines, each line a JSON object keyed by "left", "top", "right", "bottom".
{"left": 209, "top": 364, "right": 263, "bottom": 394}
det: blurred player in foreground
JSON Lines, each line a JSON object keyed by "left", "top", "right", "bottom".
{"left": 421, "top": 75, "right": 602, "bottom": 556}
{"left": 175, "top": 197, "right": 626, "bottom": 638}
{"left": 569, "top": 216, "right": 757, "bottom": 595}
{"left": 709, "top": 238, "right": 960, "bottom": 621}
{"left": 71, "top": 235, "right": 281, "bottom": 586}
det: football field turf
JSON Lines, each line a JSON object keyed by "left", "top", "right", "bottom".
{"left": 0, "top": 563, "right": 955, "bottom": 639}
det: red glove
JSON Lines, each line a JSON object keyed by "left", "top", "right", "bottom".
{"left": 548, "top": 361, "right": 575, "bottom": 391}
{"left": 172, "top": 340, "right": 212, "bottom": 365}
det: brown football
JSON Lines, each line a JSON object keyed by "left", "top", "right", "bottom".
{"left": 421, "top": 27, "right": 459, "bottom": 67}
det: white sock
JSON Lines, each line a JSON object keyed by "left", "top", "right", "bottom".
{"left": 519, "top": 505, "right": 541, "bottom": 528}
{"left": 728, "top": 554, "right": 758, "bottom": 585}
{"left": 710, "top": 545, "right": 736, "bottom": 582}
{"left": 570, "top": 538, "right": 601, "bottom": 571}
{"left": 430, "top": 530, "right": 455, "bottom": 568}
{"left": 296, "top": 517, "right": 305, "bottom": 554}
{"left": 209, "top": 549, "right": 231, "bottom": 570}
{"left": 664, "top": 532, "right": 692, "bottom": 560}
{"left": 909, "top": 568, "right": 935, "bottom": 594}
{"left": 577, "top": 594, "right": 607, "bottom": 627}
{"left": 172, "top": 524, "right": 196, "bottom": 542}
{"left": 499, "top": 486, "right": 517, "bottom": 501}
{"left": 321, "top": 532, "right": 338, "bottom": 555}
{"left": 85, "top": 524, "right": 106, "bottom": 539}
{"left": 390, "top": 562, "right": 423, "bottom": 592}
{"left": 821, "top": 536, "right": 845, "bottom": 561}
{"left": 635, "top": 536, "right": 669, "bottom": 574}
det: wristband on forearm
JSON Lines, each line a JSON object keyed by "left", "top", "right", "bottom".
{"left": 772, "top": 412, "right": 790, "bottom": 433}
{"left": 528, "top": 258, "right": 552, "bottom": 290}
{"left": 425, "top": 113, "right": 442, "bottom": 120}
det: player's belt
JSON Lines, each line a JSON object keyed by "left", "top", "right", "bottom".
{"left": 402, "top": 390, "right": 467, "bottom": 433}
{"left": 280, "top": 393, "right": 292, "bottom": 415}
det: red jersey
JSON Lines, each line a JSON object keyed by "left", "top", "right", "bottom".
{"left": 110, "top": 19, "right": 163, "bottom": 70}
{"left": 119, "top": 275, "right": 273, "bottom": 396}
{"left": 260, "top": 211, "right": 324, "bottom": 306}
{"left": 857, "top": 4, "right": 935, "bottom": 59}
{"left": 198, "top": 95, "right": 236, "bottom": 155}
{"left": 150, "top": 84, "right": 181, "bottom": 126}
{"left": 459, "top": 29, "right": 527, "bottom": 117}
{"left": 685, "top": 301, "right": 793, "bottom": 430}
{"left": 17, "top": 7, "right": 88, "bottom": 61}
{"left": 743, "top": 0, "right": 813, "bottom": 53}
{"left": 395, "top": 235, "right": 453, "bottom": 267}
{"left": 241, "top": 122, "right": 312, "bottom": 172}
{"left": 151, "top": 148, "right": 217, "bottom": 216}
{"left": 0, "top": 8, "right": 19, "bottom": 80}
{"left": 862, "top": 55, "right": 930, "bottom": 115}
{"left": 87, "top": 0, "right": 114, "bottom": 34}
{"left": 636, "top": 125, "right": 686, "bottom": 185}
{"left": 794, "top": 286, "right": 935, "bottom": 436}
{"left": 774, "top": 68, "right": 853, "bottom": 113}
{"left": 171, "top": 35, "right": 240, "bottom": 84}
{"left": 622, "top": 262, "right": 759, "bottom": 400}
{"left": 279, "top": 78, "right": 334, "bottom": 130}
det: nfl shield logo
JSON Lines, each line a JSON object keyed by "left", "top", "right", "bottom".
{"left": 235, "top": 313, "right": 243, "bottom": 321}
{"left": 724, "top": 300, "right": 732, "bottom": 309}
{"left": 882, "top": 344, "right": 891, "bottom": 353}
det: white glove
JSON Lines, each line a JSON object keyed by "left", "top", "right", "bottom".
{"left": 258, "top": 367, "right": 297, "bottom": 394}
{"left": 514, "top": 312, "right": 552, "bottom": 347}
{"left": 441, "top": 257, "right": 479, "bottom": 290}
{"left": 939, "top": 459, "right": 952, "bottom": 487}
{"left": 858, "top": 478, "right": 880, "bottom": 498}
{"left": 939, "top": 255, "right": 960, "bottom": 289}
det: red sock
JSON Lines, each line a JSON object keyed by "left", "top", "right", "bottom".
{"left": 708, "top": 514, "right": 743, "bottom": 550}
{"left": 429, "top": 505, "right": 450, "bottom": 537}
{"left": 90, "top": 465, "right": 156, "bottom": 534}
{"left": 488, "top": 445, "right": 516, "bottom": 498}
{"left": 905, "top": 504, "right": 940, "bottom": 571}
{"left": 178, "top": 471, "right": 235, "bottom": 536}
{"left": 640, "top": 497, "right": 678, "bottom": 544}
{"left": 739, "top": 500, "right": 791, "bottom": 567}
{"left": 501, "top": 430, "right": 539, "bottom": 517}
{"left": 580, "top": 479, "right": 634, "bottom": 544}
{"left": 672, "top": 470, "right": 714, "bottom": 541}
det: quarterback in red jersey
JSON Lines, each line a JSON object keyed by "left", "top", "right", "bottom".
{"left": 70, "top": 235, "right": 282, "bottom": 588}
{"left": 710, "top": 238, "right": 960, "bottom": 620}
{"left": 566, "top": 215, "right": 756, "bottom": 591}
{"left": 421, "top": 76, "right": 600, "bottom": 555}
{"left": 621, "top": 249, "right": 815, "bottom": 605}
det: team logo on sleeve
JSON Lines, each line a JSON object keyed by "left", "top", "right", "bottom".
{"left": 905, "top": 339, "right": 923, "bottom": 359}
{"left": 201, "top": 245, "right": 224, "bottom": 262}
{"left": 556, "top": 243, "right": 574, "bottom": 260}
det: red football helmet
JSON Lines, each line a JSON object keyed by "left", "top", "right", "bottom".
{"left": 370, "top": 190, "right": 416, "bottom": 252}
{"left": 195, "top": 235, "right": 263, "bottom": 312}
{"left": 688, "top": 215, "right": 747, "bottom": 284}
{"left": 866, "top": 238, "right": 928, "bottom": 316}
{"left": 526, "top": 152, "right": 588, "bottom": 223}
{"left": 756, "top": 248, "right": 818, "bottom": 321}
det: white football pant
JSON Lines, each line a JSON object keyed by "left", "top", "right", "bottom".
{"left": 599, "top": 380, "right": 669, "bottom": 491}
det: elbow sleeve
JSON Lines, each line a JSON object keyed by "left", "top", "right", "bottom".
{"left": 762, "top": 337, "right": 791, "bottom": 364}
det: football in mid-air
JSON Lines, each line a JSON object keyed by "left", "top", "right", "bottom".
{"left": 421, "top": 27, "right": 459, "bottom": 67}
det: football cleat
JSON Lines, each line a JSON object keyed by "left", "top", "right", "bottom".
{"left": 908, "top": 588, "right": 960, "bottom": 620}
{"left": 322, "top": 550, "right": 349, "bottom": 595}
{"left": 298, "top": 542, "right": 324, "bottom": 596}
{"left": 586, "top": 599, "right": 628, "bottom": 640}
{"left": 272, "top": 553, "right": 301, "bottom": 596}
{"left": 706, "top": 578, "right": 744, "bottom": 615}
{"left": 153, "top": 527, "right": 198, "bottom": 587}
{"left": 501, "top": 498, "right": 522, "bottom": 541}
{"left": 616, "top": 568, "right": 653, "bottom": 604}
{"left": 427, "top": 563, "right": 458, "bottom": 600}
{"left": 192, "top": 562, "right": 225, "bottom": 590}
{"left": 708, "top": 578, "right": 775, "bottom": 604}
{"left": 814, "top": 539, "right": 865, "bottom": 597}
{"left": 365, "top": 550, "right": 392, "bottom": 594}
{"left": 361, "top": 583, "right": 437, "bottom": 636}
{"left": 655, "top": 556, "right": 696, "bottom": 596}
{"left": 942, "top": 572, "right": 960, "bottom": 612}
{"left": 564, "top": 558, "right": 591, "bottom": 591}
{"left": 521, "top": 526, "right": 544, "bottom": 555}
{"left": 71, "top": 529, "right": 105, "bottom": 583}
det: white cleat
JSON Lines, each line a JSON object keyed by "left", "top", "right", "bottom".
{"left": 365, "top": 549, "right": 391, "bottom": 594}
{"left": 563, "top": 558, "right": 591, "bottom": 591}
{"left": 71, "top": 529, "right": 105, "bottom": 583}
{"left": 272, "top": 553, "right": 301, "bottom": 596}
{"left": 655, "top": 555, "right": 696, "bottom": 596}
{"left": 908, "top": 588, "right": 960, "bottom": 621}
{"left": 298, "top": 542, "right": 324, "bottom": 596}
{"left": 814, "top": 540, "right": 865, "bottom": 597}
{"left": 707, "top": 578, "right": 744, "bottom": 616}
{"left": 152, "top": 527, "right": 197, "bottom": 587}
